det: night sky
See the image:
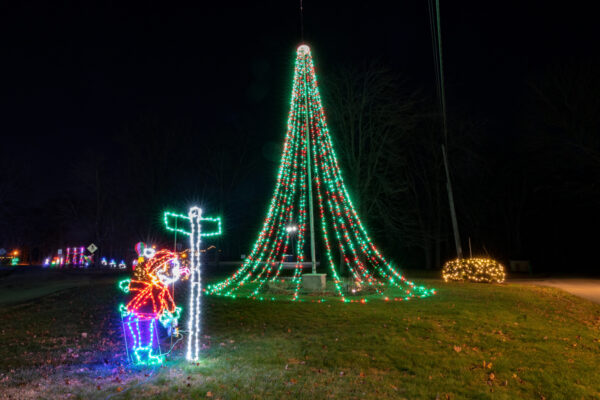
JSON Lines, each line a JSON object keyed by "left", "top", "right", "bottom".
{"left": 1, "top": 1, "right": 598, "bottom": 269}
{"left": 3, "top": 1, "right": 594, "bottom": 160}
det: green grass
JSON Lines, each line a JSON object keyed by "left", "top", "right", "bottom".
{"left": 0, "top": 267, "right": 94, "bottom": 306}
{"left": 1, "top": 276, "right": 599, "bottom": 399}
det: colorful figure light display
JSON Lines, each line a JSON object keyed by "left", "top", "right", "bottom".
{"left": 118, "top": 246, "right": 188, "bottom": 365}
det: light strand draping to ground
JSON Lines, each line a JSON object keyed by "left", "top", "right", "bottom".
{"left": 204, "top": 44, "right": 435, "bottom": 302}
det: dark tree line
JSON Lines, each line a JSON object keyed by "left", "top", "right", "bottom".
{"left": 324, "top": 64, "right": 487, "bottom": 269}
{"left": 2, "top": 58, "right": 598, "bottom": 272}
{"left": 324, "top": 58, "right": 599, "bottom": 272}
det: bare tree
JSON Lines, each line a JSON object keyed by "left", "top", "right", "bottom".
{"left": 325, "top": 65, "right": 486, "bottom": 268}
{"left": 528, "top": 60, "right": 600, "bottom": 199}
{"left": 0, "top": 150, "right": 20, "bottom": 223}
{"left": 324, "top": 64, "right": 420, "bottom": 241}
{"left": 61, "top": 152, "right": 116, "bottom": 259}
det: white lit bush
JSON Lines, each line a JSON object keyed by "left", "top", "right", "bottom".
{"left": 442, "top": 257, "right": 506, "bottom": 283}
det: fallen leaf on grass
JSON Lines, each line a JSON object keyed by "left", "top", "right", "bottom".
{"left": 453, "top": 346, "right": 462, "bottom": 353}
{"left": 206, "top": 391, "right": 213, "bottom": 397}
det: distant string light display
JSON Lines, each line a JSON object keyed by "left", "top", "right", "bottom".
{"left": 44, "top": 247, "right": 89, "bottom": 268}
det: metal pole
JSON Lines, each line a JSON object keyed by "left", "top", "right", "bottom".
{"left": 303, "top": 52, "right": 317, "bottom": 274}
{"left": 431, "top": 0, "right": 463, "bottom": 261}
{"left": 435, "top": 0, "right": 449, "bottom": 146}
{"left": 299, "top": 0, "right": 304, "bottom": 41}
{"left": 468, "top": 237, "right": 472, "bottom": 258}
{"left": 442, "top": 144, "right": 463, "bottom": 259}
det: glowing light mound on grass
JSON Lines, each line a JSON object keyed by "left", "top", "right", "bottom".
{"left": 118, "top": 246, "right": 188, "bottom": 365}
{"left": 204, "top": 44, "right": 435, "bottom": 302}
{"left": 163, "top": 207, "right": 223, "bottom": 362}
{"left": 442, "top": 258, "right": 506, "bottom": 283}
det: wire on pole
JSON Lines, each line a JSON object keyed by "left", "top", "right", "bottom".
{"left": 300, "top": 0, "right": 305, "bottom": 41}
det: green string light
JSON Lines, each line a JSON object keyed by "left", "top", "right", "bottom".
{"left": 163, "top": 211, "right": 222, "bottom": 237}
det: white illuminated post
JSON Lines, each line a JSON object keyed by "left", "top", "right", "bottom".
{"left": 163, "top": 207, "right": 222, "bottom": 362}
{"left": 187, "top": 206, "right": 203, "bottom": 361}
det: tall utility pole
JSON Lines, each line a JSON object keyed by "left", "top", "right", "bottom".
{"left": 442, "top": 145, "right": 463, "bottom": 258}
{"left": 303, "top": 52, "right": 318, "bottom": 274}
{"left": 431, "top": 0, "right": 463, "bottom": 259}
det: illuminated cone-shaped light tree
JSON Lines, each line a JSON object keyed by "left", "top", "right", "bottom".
{"left": 206, "top": 44, "right": 435, "bottom": 302}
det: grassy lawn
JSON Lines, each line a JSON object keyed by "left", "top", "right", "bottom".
{"left": 1, "top": 274, "right": 599, "bottom": 399}
{"left": 0, "top": 269, "right": 91, "bottom": 306}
